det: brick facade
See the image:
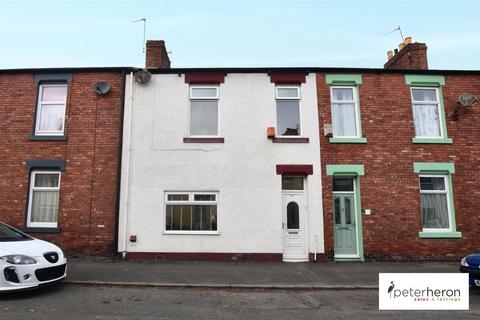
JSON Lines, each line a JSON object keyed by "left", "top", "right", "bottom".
{"left": 317, "top": 72, "right": 480, "bottom": 261}
{"left": 0, "top": 70, "right": 126, "bottom": 256}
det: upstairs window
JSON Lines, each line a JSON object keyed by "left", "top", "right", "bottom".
{"left": 35, "top": 84, "right": 68, "bottom": 136}
{"left": 189, "top": 86, "right": 219, "bottom": 136}
{"left": 330, "top": 87, "right": 359, "bottom": 137}
{"left": 276, "top": 86, "right": 301, "bottom": 136}
{"left": 411, "top": 88, "right": 442, "bottom": 138}
{"left": 27, "top": 171, "right": 61, "bottom": 228}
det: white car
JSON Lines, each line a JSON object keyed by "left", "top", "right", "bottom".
{"left": 0, "top": 223, "right": 67, "bottom": 291}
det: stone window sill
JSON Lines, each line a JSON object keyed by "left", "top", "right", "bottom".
{"left": 329, "top": 137, "right": 367, "bottom": 144}
{"left": 272, "top": 137, "right": 309, "bottom": 143}
{"left": 183, "top": 137, "right": 225, "bottom": 143}
{"left": 412, "top": 138, "right": 453, "bottom": 144}
{"left": 20, "top": 227, "right": 61, "bottom": 234}
{"left": 418, "top": 231, "right": 462, "bottom": 239}
{"left": 28, "top": 135, "right": 67, "bottom": 141}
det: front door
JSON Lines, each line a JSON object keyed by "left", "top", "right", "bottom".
{"left": 333, "top": 193, "right": 357, "bottom": 257}
{"left": 282, "top": 193, "right": 308, "bottom": 262}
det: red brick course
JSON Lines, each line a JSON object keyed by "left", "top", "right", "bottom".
{"left": 0, "top": 71, "right": 125, "bottom": 256}
{"left": 317, "top": 72, "right": 480, "bottom": 261}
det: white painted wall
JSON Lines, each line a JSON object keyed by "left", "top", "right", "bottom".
{"left": 118, "top": 72, "right": 324, "bottom": 255}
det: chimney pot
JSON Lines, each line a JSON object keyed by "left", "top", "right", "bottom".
{"left": 399, "top": 42, "right": 405, "bottom": 50}
{"left": 405, "top": 36, "right": 412, "bottom": 44}
{"left": 145, "top": 40, "right": 171, "bottom": 69}
{"left": 387, "top": 50, "right": 394, "bottom": 60}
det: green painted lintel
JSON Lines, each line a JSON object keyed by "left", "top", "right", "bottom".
{"left": 329, "top": 137, "right": 367, "bottom": 144}
{"left": 419, "top": 231, "right": 462, "bottom": 239}
{"left": 326, "top": 74, "right": 362, "bottom": 85}
{"left": 405, "top": 75, "right": 445, "bottom": 86}
{"left": 326, "top": 164, "right": 365, "bottom": 176}
{"left": 412, "top": 138, "right": 453, "bottom": 144}
{"left": 413, "top": 162, "right": 455, "bottom": 174}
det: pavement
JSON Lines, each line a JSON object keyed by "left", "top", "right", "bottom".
{"left": 65, "top": 257, "right": 460, "bottom": 289}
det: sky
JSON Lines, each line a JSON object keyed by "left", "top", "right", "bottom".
{"left": 0, "top": 0, "right": 479, "bottom": 70}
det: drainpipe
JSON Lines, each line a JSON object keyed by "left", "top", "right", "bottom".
{"left": 314, "top": 234, "right": 317, "bottom": 262}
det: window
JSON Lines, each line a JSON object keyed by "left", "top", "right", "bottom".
{"left": 189, "top": 86, "right": 219, "bottom": 136}
{"left": 276, "top": 86, "right": 301, "bottom": 136}
{"left": 165, "top": 192, "right": 218, "bottom": 232}
{"left": 281, "top": 176, "right": 304, "bottom": 190}
{"left": 330, "top": 87, "right": 359, "bottom": 137}
{"left": 35, "top": 84, "right": 68, "bottom": 136}
{"left": 419, "top": 175, "right": 451, "bottom": 231}
{"left": 411, "top": 88, "right": 443, "bottom": 138}
{"left": 27, "top": 171, "right": 61, "bottom": 228}
{"left": 333, "top": 177, "right": 354, "bottom": 192}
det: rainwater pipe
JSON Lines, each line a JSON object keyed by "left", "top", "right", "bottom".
{"left": 314, "top": 234, "right": 317, "bottom": 262}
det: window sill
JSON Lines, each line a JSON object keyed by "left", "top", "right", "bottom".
{"left": 28, "top": 135, "right": 67, "bottom": 141}
{"left": 329, "top": 137, "right": 367, "bottom": 144}
{"left": 418, "top": 231, "right": 462, "bottom": 239}
{"left": 412, "top": 138, "right": 453, "bottom": 144}
{"left": 163, "top": 231, "right": 220, "bottom": 235}
{"left": 20, "top": 226, "right": 61, "bottom": 234}
{"left": 272, "top": 137, "right": 309, "bottom": 143}
{"left": 183, "top": 137, "right": 224, "bottom": 143}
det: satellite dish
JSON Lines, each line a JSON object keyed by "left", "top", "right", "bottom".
{"left": 93, "top": 81, "right": 110, "bottom": 95}
{"left": 134, "top": 70, "right": 152, "bottom": 84}
{"left": 459, "top": 93, "right": 478, "bottom": 107}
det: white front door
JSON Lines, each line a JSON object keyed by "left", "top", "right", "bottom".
{"left": 282, "top": 192, "right": 308, "bottom": 262}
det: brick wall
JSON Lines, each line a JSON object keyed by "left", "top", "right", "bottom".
{"left": 0, "top": 71, "right": 124, "bottom": 256}
{"left": 317, "top": 72, "right": 480, "bottom": 261}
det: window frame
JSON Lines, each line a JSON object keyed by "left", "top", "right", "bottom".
{"left": 275, "top": 85, "right": 302, "bottom": 137}
{"left": 329, "top": 86, "right": 361, "bottom": 139}
{"left": 164, "top": 191, "right": 219, "bottom": 235}
{"left": 410, "top": 87, "right": 444, "bottom": 139}
{"left": 418, "top": 174, "right": 452, "bottom": 233}
{"left": 27, "top": 170, "right": 61, "bottom": 228}
{"left": 188, "top": 86, "right": 220, "bottom": 137}
{"left": 34, "top": 84, "right": 68, "bottom": 136}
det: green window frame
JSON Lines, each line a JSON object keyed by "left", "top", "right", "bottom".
{"left": 326, "top": 164, "right": 365, "bottom": 261}
{"left": 326, "top": 75, "right": 367, "bottom": 144}
{"left": 413, "top": 162, "right": 461, "bottom": 239}
{"left": 405, "top": 75, "right": 452, "bottom": 144}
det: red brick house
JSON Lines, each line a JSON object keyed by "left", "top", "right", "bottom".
{"left": 317, "top": 41, "right": 480, "bottom": 261}
{"left": 0, "top": 68, "right": 131, "bottom": 255}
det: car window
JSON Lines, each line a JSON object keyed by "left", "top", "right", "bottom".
{"left": 0, "top": 224, "right": 33, "bottom": 241}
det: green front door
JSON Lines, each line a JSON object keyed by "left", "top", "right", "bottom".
{"left": 333, "top": 193, "right": 357, "bottom": 257}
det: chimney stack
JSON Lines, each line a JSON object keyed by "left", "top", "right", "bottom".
{"left": 384, "top": 37, "right": 428, "bottom": 70}
{"left": 145, "top": 40, "right": 171, "bottom": 69}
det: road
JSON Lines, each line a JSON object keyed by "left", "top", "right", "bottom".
{"left": 1, "top": 284, "right": 479, "bottom": 319}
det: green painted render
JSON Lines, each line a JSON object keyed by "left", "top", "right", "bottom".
{"left": 412, "top": 138, "right": 453, "bottom": 144}
{"left": 329, "top": 137, "right": 367, "bottom": 144}
{"left": 325, "top": 74, "right": 363, "bottom": 85}
{"left": 405, "top": 75, "right": 445, "bottom": 86}
{"left": 413, "top": 162, "right": 455, "bottom": 174}
{"left": 326, "top": 164, "right": 365, "bottom": 176}
{"left": 418, "top": 231, "right": 462, "bottom": 238}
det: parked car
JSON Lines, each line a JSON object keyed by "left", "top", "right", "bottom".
{"left": 0, "top": 223, "right": 67, "bottom": 291}
{"left": 460, "top": 252, "right": 480, "bottom": 288}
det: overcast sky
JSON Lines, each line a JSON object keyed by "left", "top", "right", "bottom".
{"left": 1, "top": 0, "right": 479, "bottom": 70}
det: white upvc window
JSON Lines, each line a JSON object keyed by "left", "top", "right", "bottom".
{"left": 411, "top": 87, "right": 443, "bottom": 138}
{"left": 419, "top": 174, "right": 452, "bottom": 232}
{"left": 27, "top": 171, "right": 61, "bottom": 228}
{"left": 165, "top": 192, "right": 218, "bottom": 234}
{"left": 35, "top": 84, "right": 68, "bottom": 136}
{"left": 330, "top": 86, "right": 360, "bottom": 138}
{"left": 189, "top": 86, "right": 219, "bottom": 136}
{"left": 275, "top": 86, "right": 301, "bottom": 136}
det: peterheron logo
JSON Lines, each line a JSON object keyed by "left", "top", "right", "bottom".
{"left": 379, "top": 273, "right": 469, "bottom": 310}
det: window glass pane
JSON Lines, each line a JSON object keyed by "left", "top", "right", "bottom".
{"left": 333, "top": 178, "right": 354, "bottom": 192}
{"left": 167, "top": 194, "right": 189, "bottom": 201}
{"left": 332, "top": 103, "right": 356, "bottom": 136}
{"left": 166, "top": 205, "right": 217, "bottom": 231}
{"left": 276, "top": 100, "right": 300, "bottom": 136}
{"left": 413, "top": 104, "right": 440, "bottom": 137}
{"left": 421, "top": 194, "right": 449, "bottom": 228}
{"left": 412, "top": 89, "right": 437, "bottom": 102}
{"left": 41, "top": 86, "right": 67, "bottom": 102}
{"left": 277, "top": 87, "right": 299, "bottom": 98}
{"left": 38, "top": 104, "right": 65, "bottom": 132}
{"left": 334, "top": 197, "right": 341, "bottom": 224}
{"left": 282, "top": 176, "right": 304, "bottom": 190}
{"left": 191, "top": 87, "right": 218, "bottom": 98}
{"left": 332, "top": 88, "right": 354, "bottom": 101}
{"left": 344, "top": 197, "right": 352, "bottom": 224}
{"left": 420, "top": 177, "right": 446, "bottom": 191}
{"left": 31, "top": 190, "right": 59, "bottom": 223}
{"left": 287, "top": 202, "right": 299, "bottom": 229}
{"left": 194, "top": 194, "right": 216, "bottom": 201}
{"left": 34, "top": 173, "right": 59, "bottom": 188}
{"left": 190, "top": 100, "right": 218, "bottom": 135}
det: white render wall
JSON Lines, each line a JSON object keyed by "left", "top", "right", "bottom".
{"left": 118, "top": 72, "right": 324, "bottom": 255}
